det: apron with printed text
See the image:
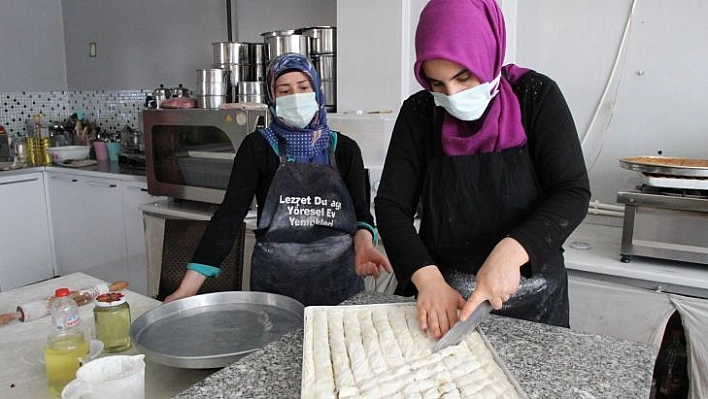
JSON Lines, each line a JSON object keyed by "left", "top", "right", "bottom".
{"left": 418, "top": 136, "right": 569, "bottom": 327}
{"left": 251, "top": 140, "right": 363, "bottom": 306}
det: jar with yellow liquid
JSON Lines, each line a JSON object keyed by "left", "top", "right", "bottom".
{"left": 44, "top": 329, "right": 89, "bottom": 396}
{"left": 93, "top": 292, "right": 131, "bottom": 352}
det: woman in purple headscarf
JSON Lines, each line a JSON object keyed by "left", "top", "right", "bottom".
{"left": 166, "top": 52, "right": 390, "bottom": 306}
{"left": 375, "top": 0, "right": 590, "bottom": 335}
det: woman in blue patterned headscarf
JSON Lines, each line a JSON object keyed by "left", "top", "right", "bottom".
{"left": 164, "top": 52, "right": 391, "bottom": 306}
{"left": 259, "top": 52, "right": 331, "bottom": 165}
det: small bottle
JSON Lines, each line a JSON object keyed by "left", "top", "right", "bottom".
{"left": 93, "top": 292, "right": 132, "bottom": 352}
{"left": 45, "top": 288, "right": 88, "bottom": 395}
{"left": 51, "top": 288, "right": 82, "bottom": 332}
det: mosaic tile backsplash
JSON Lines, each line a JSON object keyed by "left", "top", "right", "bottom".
{"left": 1, "top": 90, "right": 151, "bottom": 137}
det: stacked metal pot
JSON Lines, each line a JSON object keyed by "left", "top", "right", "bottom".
{"left": 300, "top": 26, "right": 337, "bottom": 112}
{"left": 197, "top": 42, "right": 267, "bottom": 108}
{"left": 261, "top": 26, "right": 337, "bottom": 112}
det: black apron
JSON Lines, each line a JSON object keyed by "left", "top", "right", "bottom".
{"left": 418, "top": 132, "right": 569, "bottom": 327}
{"left": 250, "top": 138, "right": 363, "bottom": 306}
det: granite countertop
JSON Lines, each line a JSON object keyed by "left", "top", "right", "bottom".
{"left": 174, "top": 292, "right": 655, "bottom": 399}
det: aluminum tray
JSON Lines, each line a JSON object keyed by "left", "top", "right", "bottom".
{"left": 131, "top": 291, "right": 304, "bottom": 369}
{"left": 302, "top": 303, "right": 527, "bottom": 398}
{"left": 619, "top": 156, "right": 708, "bottom": 178}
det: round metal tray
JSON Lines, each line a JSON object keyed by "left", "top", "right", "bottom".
{"left": 619, "top": 156, "right": 708, "bottom": 178}
{"left": 130, "top": 291, "right": 304, "bottom": 369}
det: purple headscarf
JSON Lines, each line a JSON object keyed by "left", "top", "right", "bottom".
{"left": 414, "top": 0, "right": 529, "bottom": 155}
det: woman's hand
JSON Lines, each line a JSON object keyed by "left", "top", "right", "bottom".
{"left": 412, "top": 265, "right": 466, "bottom": 339}
{"left": 354, "top": 229, "right": 392, "bottom": 278}
{"left": 460, "top": 237, "right": 527, "bottom": 320}
{"left": 163, "top": 270, "right": 207, "bottom": 303}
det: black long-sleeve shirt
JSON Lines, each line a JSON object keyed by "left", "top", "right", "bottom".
{"left": 375, "top": 71, "right": 591, "bottom": 294}
{"left": 191, "top": 131, "right": 374, "bottom": 268}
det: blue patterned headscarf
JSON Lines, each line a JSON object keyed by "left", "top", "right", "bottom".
{"left": 259, "top": 52, "right": 331, "bottom": 164}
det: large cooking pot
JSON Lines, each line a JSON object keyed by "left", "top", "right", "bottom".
{"left": 261, "top": 30, "right": 311, "bottom": 61}
{"left": 299, "top": 26, "right": 336, "bottom": 55}
{"left": 236, "top": 81, "right": 266, "bottom": 103}
{"left": 196, "top": 68, "right": 228, "bottom": 96}
{"left": 213, "top": 42, "right": 266, "bottom": 65}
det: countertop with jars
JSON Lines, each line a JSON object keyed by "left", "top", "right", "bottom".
{"left": 0, "top": 161, "right": 146, "bottom": 181}
{"left": 0, "top": 275, "right": 658, "bottom": 399}
{"left": 0, "top": 273, "right": 214, "bottom": 399}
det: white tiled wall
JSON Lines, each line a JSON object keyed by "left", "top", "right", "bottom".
{"left": 1, "top": 90, "right": 150, "bottom": 137}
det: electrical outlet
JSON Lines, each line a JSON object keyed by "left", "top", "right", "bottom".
{"left": 89, "top": 42, "right": 97, "bottom": 57}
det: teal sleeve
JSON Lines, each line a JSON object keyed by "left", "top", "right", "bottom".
{"left": 357, "top": 221, "right": 379, "bottom": 245}
{"left": 187, "top": 262, "right": 222, "bottom": 277}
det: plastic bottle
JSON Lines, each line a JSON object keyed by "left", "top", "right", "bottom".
{"left": 656, "top": 329, "right": 689, "bottom": 399}
{"left": 45, "top": 288, "right": 89, "bottom": 395}
{"left": 51, "top": 288, "right": 82, "bottom": 331}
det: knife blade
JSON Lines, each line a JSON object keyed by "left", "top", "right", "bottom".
{"left": 432, "top": 300, "right": 493, "bottom": 353}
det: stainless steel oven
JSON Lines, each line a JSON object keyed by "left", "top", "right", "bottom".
{"left": 143, "top": 106, "right": 269, "bottom": 204}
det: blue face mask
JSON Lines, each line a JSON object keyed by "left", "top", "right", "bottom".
{"left": 431, "top": 74, "right": 501, "bottom": 121}
{"left": 275, "top": 92, "right": 318, "bottom": 129}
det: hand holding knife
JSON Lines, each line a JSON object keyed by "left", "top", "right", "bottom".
{"left": 432, "top": 276, "right": 545, "bottom": 352}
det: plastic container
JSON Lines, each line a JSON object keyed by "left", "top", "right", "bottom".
{"left": 51, "top": 288, "right": 81, "bottom": 331}
{"left": 93, "top": 292, "right": 131, "bottom": 352}
{"left": 46, "top": 145, "right": 91, "bottom": 163}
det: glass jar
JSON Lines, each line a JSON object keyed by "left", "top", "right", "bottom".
{"left": 44, "top": 328, "right": 89, "bottom": 395}
{"left": 93, "top": 292, "right": 131, "bottom": 352}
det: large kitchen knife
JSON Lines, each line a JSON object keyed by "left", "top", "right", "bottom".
{"left": 432, "top": 300, "right": 493, "bottom": 353}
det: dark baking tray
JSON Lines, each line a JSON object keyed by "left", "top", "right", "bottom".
{"left": 131, "top": 291, "right": 304, "bottom": 369}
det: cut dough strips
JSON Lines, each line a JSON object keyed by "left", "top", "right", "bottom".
{"left": 302, "top": 305, "right": 522, "bottom": 399}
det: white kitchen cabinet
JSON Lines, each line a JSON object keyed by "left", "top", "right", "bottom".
{"left": 121, "top": 181, "right": 165, "bottom": 296}
{"left": 0, "top": 172, "right": 54, "bottom": 290}
{"left": 46, "top": 171, "right": 128, "bottom": 285}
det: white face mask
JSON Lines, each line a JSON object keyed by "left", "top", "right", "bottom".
{"left": 275, "top": 92, "right": 318, "bottom": 129}
{"left": 431, "top": 74, "right": 501, "bottom": 121}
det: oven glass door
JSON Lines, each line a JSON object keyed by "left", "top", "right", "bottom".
{"left": 151, "top": 125, "right": 235, "bottom": 190}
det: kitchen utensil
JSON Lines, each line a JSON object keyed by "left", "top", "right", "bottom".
{"left": 170, "top": 84, "right": 190, "bottom": 98}
{"left": 92, "top": 141, "right": 108, "bottom": 161}
{"left": 130, "top": 291, "right": 304, "bottom": 369}
{"left": 299, "top": 26, "right": 336, "bottom": 54}
{"left": 61, "top": 354, "right": 145, "bottom": 399}
{"left": 212, "top": 42, "right": 266, "bottom": 65}
{"left": 46, "top": 145, "right": 91, "bottom": 163}
{"left": 432, "top": 300, "right": 492, "bottom": 353}
{"left": 152, "top": 84, "right": 170, "bottom": 109}
{"left": 261, "top": 30, "right": 311, "bottom": 60}
{"left": 432, "top": 275, "right": 547, "bottom": 352}
{"left": 0, "top": 281, "right": 129, "bottom": 325}
{"left": 619, "top": 156, "right": 708, "bottom": 178}
{"left": 236, "top": 81, "right": 265, "bottom": 102}
{"left": 196, "top": 68, "right": 228, "bottom": 96}
{"left": 194, "top": 94, "right": 226, "bottom": 109}
{"left": 106, "top": 142, "right": 121, "bottom": 162}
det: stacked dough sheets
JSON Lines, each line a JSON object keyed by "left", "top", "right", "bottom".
{"left": 302, "top": 304, "right": 524, "bottom": 399}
